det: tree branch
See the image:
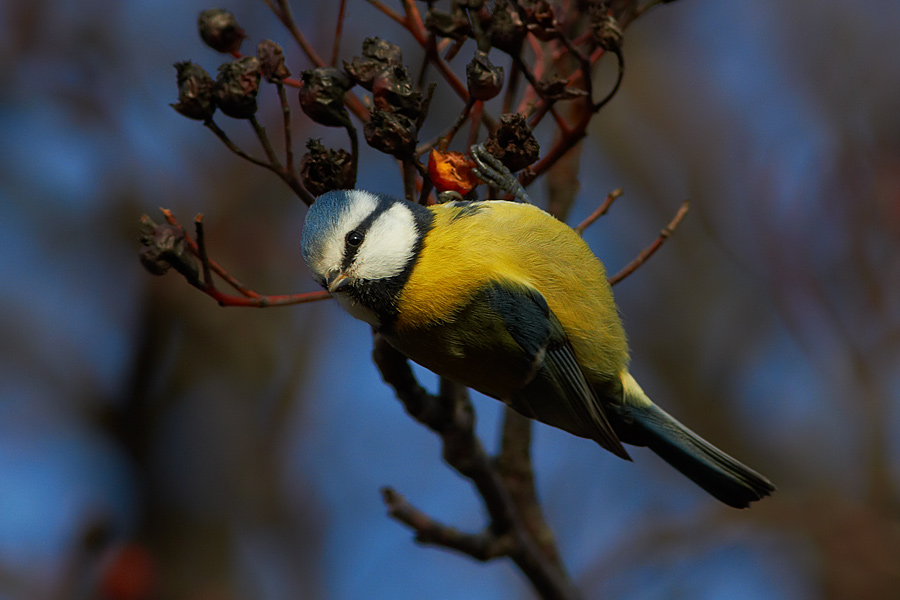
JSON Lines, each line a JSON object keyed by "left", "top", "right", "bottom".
{"left": 608, "top": 200, "right": 690, "bottom": 286}
{"left": 372, "top": 334, "right": 580, "bottom": 600}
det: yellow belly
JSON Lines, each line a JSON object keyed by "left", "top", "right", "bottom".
{"left": 394, "top": 201, "right": 629, "bottom": 386}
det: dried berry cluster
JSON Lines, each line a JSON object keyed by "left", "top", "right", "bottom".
{"left": 170, "top": 2, "right": 632, "bottom": 204}
{"left": 347, "top": 38, "right": 426, "bottom": 158}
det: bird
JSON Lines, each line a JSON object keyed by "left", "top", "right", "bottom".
{"left": 301, "top": 188, "right": 775, "bottom": 508}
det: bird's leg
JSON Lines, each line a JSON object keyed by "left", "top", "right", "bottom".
{"left": 470, "top": 144, "right": 532, "bottom": 204}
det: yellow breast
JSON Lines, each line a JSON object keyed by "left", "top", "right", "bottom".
{"left": 395, "top": 201, "right": 629, "bottom": 379}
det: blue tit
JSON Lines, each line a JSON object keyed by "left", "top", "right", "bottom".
{"left": 301, "top": 189, "right": 775, "bottom": 508}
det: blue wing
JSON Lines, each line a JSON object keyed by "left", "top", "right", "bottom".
{"left": 485, "top": 284, "right": 630, "bottom": 460}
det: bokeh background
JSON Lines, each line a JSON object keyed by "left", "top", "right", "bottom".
{"left": 2, "top": 0, "right": 899, "bottom": 598}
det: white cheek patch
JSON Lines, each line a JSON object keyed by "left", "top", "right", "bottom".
{"left": 353, "top": 202, "right": 417, "bottom": 281}
{"left": 311, "top": 191, "right": 379, "bottom": 277}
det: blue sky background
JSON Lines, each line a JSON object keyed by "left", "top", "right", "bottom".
{"left": 1, "top": 0, "right": 899, "bottom": 598}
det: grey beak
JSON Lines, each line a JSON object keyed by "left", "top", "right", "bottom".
{"left": 325, "top": 271, "right": 351, "bottom": 293}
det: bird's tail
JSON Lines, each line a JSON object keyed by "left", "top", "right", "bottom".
{"left": 614, "top": 374, "right": 775, "bottom": 509}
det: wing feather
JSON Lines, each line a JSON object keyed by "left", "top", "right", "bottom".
{"left": 485, "top": 284, "right": 630, "bottom": 459}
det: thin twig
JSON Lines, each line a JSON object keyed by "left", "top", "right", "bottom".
{"left": 593, "top": 48, "right": 624, "bottom": 112}
{"left": 608, "top": 200, "right": 690, "bottom": 286}
{"left": 194, "top": 215, "right": 214, "bottom": 287}
{"left": 249, "top": 116, "right": 315, "bottom": 205}
{"left": 344, "top": 122, "right": 359, "bottom": 187}
{"left": 575, "top": 188, "right": 623, "bottom": 234}
{"left": 401, "top": 0, "right": 427, "bottom": 41}
{"left": 401, "top": 158, "right": 418, "bottom": 204}
{"left": 160, "top": 209, "right": 330, "bottom": 306}
{"left": 276, "top": 82, "right": 294, "bottom": 173}
{"left": 205, "top": 119, "right": 279, "bottom": 171}
{"left": 503, "top": 59, "right": 521, "bottom": 115}
{"left": 271, "top": 0, "right": 326, "bottom": 66}
{"left": 331, "top": 0, "right": 348, "bottom": 66}
{"left": 206, "top": 118, "right": 312, "bottom": 202}
{"left": 439, "top": 98, "right": 475, "bottom": 151}
{"left": 250, "top": 116, "right": 282, "bottom": 168}
{"left": 263, "top": 0, "right": 369, "bottom": 122}
{"left": 521, "top": 108, "right": 591, "bottom": 188}
{"left": 466, "top": 101, "right": 484, "bottom": 149}
{"left": 162, "top": 209, "right": 259, "bottom": 297}
{"left": 200, "top": 287, "right": 332, "bottom": 307}
{"left": 364, "top": 0, "right": 406, "bottom": 26}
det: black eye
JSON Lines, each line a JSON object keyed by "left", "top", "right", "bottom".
{"left": 346, "top": 230, "right": 364, "bottom": 247}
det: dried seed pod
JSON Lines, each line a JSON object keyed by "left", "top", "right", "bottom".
{"left": 197, "top": 8, "right": 246, "bottom": 54}
{"left": 487, "top": 0, "right": 527, "bottom": 54}
{"left": 343, "top": 37, "right": 403, "bottom": 91}
{"left": 213, "top": 56, "right": 261, "bottom": 119}
{"left": 425, "top": 4, "right": 472, "bottom": 41}
{"left": 361, "top": 36, "right": 403, "bottom": 66}
{"left": 138, "top": 215, "right": 199, "bottom": 282}
{"left": 522, "top": 0, "right": 556, "bottom": 42}
{"left": 171, "top": 61, "right": 216, "bottom": 121}
{"left": 299, "top": 139, "right": 356, "bottom": 196}
{"left": 371, "top": 65, "right": 422, "bottom": 120}
{"left": 364, "top": 108, "right": 417, "bottom": 157}
{"left": 537, "top": 75, "right": 588, "bottom": 101}
{"left": 590, "top": 7, "right": 623, "bottom": 52}
{"left": 466, "top": 50, "right": 504, "bottom": 101}
{"left": 257, "top": 39, "right": 291, "bottom": 83}
{"left": 299, "top": 67, "right": 353, "bottom": 128}
{"left": 484, "top": 113, "right": 539, "bottom": 171}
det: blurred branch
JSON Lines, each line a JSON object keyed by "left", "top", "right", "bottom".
{"left": 204, "top": 118, "right": 315, "bottom": 205}
{"left": 140, "top": 209, "right": 331, "bottom": 307}
{"left": 575, "top": 188, "right": 623, "bottom": 234}
{"left": 331, "top": 0, "right": 348, "bottom": 67}
{"left": 372, "top": 334, "right": 579, "bottom": 600}
{"left": 381, "top": 488, "right": 514, "bottom": 559}
{"left": 608, "top": 200, "right": 690, "bottom": 286}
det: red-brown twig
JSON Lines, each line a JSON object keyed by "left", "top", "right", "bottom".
{"left": 575, "top": 188, "right": 623, "bottom": 234}
{"left": 438, "top": 98, "right": 475, "bottom": 151}
{"left": 204, "top": 119, "right": 315, "bottom": 204}
{"left": 160, "top": 209, "right": 331, "bottom": 307}
{"left": 363, "top": 0, "right": 495, "bottom": 130}
{"left": 197, "top": 287, "right": 332, "bottom": 308}
{"left": 275, "top": 82, "right": 294, "bottom": 173}
{"left": 608, "top": 200, "right": 690, "bottom": 286}
{"left": 262, "top": 0, "right": 370, "bottom": 122}
{"left": 265, "top": 0, "right": 325, "bottom": 66}
{"left": 331, "top": 0, "right": 348, "bottom": 67}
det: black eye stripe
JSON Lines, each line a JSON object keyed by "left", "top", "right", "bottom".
{"left": 340, "top": 210, "right": 381, "bottom": 269}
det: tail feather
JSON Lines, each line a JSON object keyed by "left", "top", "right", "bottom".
{"left": 614, "top": 402, "right": 776, "bottom": 508}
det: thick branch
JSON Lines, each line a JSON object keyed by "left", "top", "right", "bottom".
{"left": 371, "top": 334, "right": 580, "bottom": 600}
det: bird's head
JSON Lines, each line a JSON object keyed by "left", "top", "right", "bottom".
{"left": 301, "top": 189, "right": 431, "bottom": 326}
